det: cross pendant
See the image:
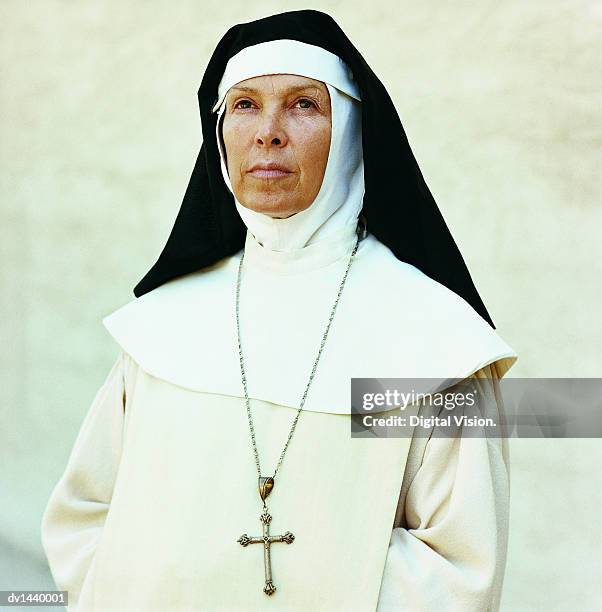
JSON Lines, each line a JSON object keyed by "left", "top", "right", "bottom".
{"left": 238, "top": 508, "right": 295, "bottom": 596}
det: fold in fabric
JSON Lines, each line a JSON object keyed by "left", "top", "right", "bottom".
{"left": 378, "top": 364, "right": 510, "bottom": 611}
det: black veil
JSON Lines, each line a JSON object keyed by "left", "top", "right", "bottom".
{"left": 133, "top": 9, "right": 495, "bottom": 328}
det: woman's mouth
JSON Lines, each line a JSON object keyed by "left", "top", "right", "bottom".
{"left": 247, "top": 163, "right": 293, "bottom": 179}
{"left": 249, "top": 169, "right": 292, "bottom": 179}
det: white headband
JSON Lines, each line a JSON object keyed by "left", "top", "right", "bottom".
{"left": 211, "top": 39, "right": 361, "bottom": 113}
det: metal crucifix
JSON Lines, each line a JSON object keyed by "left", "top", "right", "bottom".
{"left": 238, "top": 508, "right": 295, "bottom": 596}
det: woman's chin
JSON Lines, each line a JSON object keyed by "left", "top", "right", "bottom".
{"left": 237, "top": 198, "right": 308, "bottom": 219}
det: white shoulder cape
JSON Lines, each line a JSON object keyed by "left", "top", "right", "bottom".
{"left": 103, "top": 227, "right": 517, "bottom": 414}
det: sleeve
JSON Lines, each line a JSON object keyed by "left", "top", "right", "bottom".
{"left": 40, "top": 350, "right": 131, "bottom": 609}
{"left": 376, "top": 363, "right": 511, "bottom": 612}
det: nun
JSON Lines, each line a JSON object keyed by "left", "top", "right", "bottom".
{"left": 41, "top": 10, "right": 518, "bottom": 611}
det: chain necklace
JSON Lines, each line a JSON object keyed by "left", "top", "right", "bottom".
{"left": 235, "top": 231, "right": 360, "bottom": 597}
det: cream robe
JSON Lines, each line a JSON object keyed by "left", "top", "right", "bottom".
{"left": 42, "top": 225, "right": 517, "bottom": 610}
{"left": 41, "top": 352, "right": 512, "bottom": 611}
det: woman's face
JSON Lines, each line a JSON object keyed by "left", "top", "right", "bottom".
{"left": 221, "top": 74, "right": 332, "bottom": 219}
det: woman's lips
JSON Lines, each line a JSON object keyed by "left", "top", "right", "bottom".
{"left": 247, "top": 163, "right": 293, "bottom": 179}
{"left": 248, "top": 169, "right": 292, "bottom": 179}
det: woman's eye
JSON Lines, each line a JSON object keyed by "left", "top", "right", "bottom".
{"left": 295, "top": 98, "right": 315, "bottom": 109}
{"left": 232, "top": 98, "right": 316, "bottom": 110}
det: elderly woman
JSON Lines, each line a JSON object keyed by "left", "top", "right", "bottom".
{"left": 41, "top": 10, "right": 517, "bottom": 611}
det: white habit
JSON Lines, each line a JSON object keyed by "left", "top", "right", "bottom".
{"left": 41, "top": 221, "right": 517, "bottom": 611}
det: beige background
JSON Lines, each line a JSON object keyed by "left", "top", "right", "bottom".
{"left": 1, "top": 1, "right": 600, "bottom": 610}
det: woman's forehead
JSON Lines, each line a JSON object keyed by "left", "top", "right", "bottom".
{"left": 227, "top": 74, "right": 328, "bottom": 97}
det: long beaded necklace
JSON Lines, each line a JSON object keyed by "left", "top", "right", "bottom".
{"left": 235, "top": 231, "right": 360, "bottom": 596}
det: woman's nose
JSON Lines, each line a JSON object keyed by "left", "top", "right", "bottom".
{"left": 254, "top": 113, "right": 288, "bottom": 148}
